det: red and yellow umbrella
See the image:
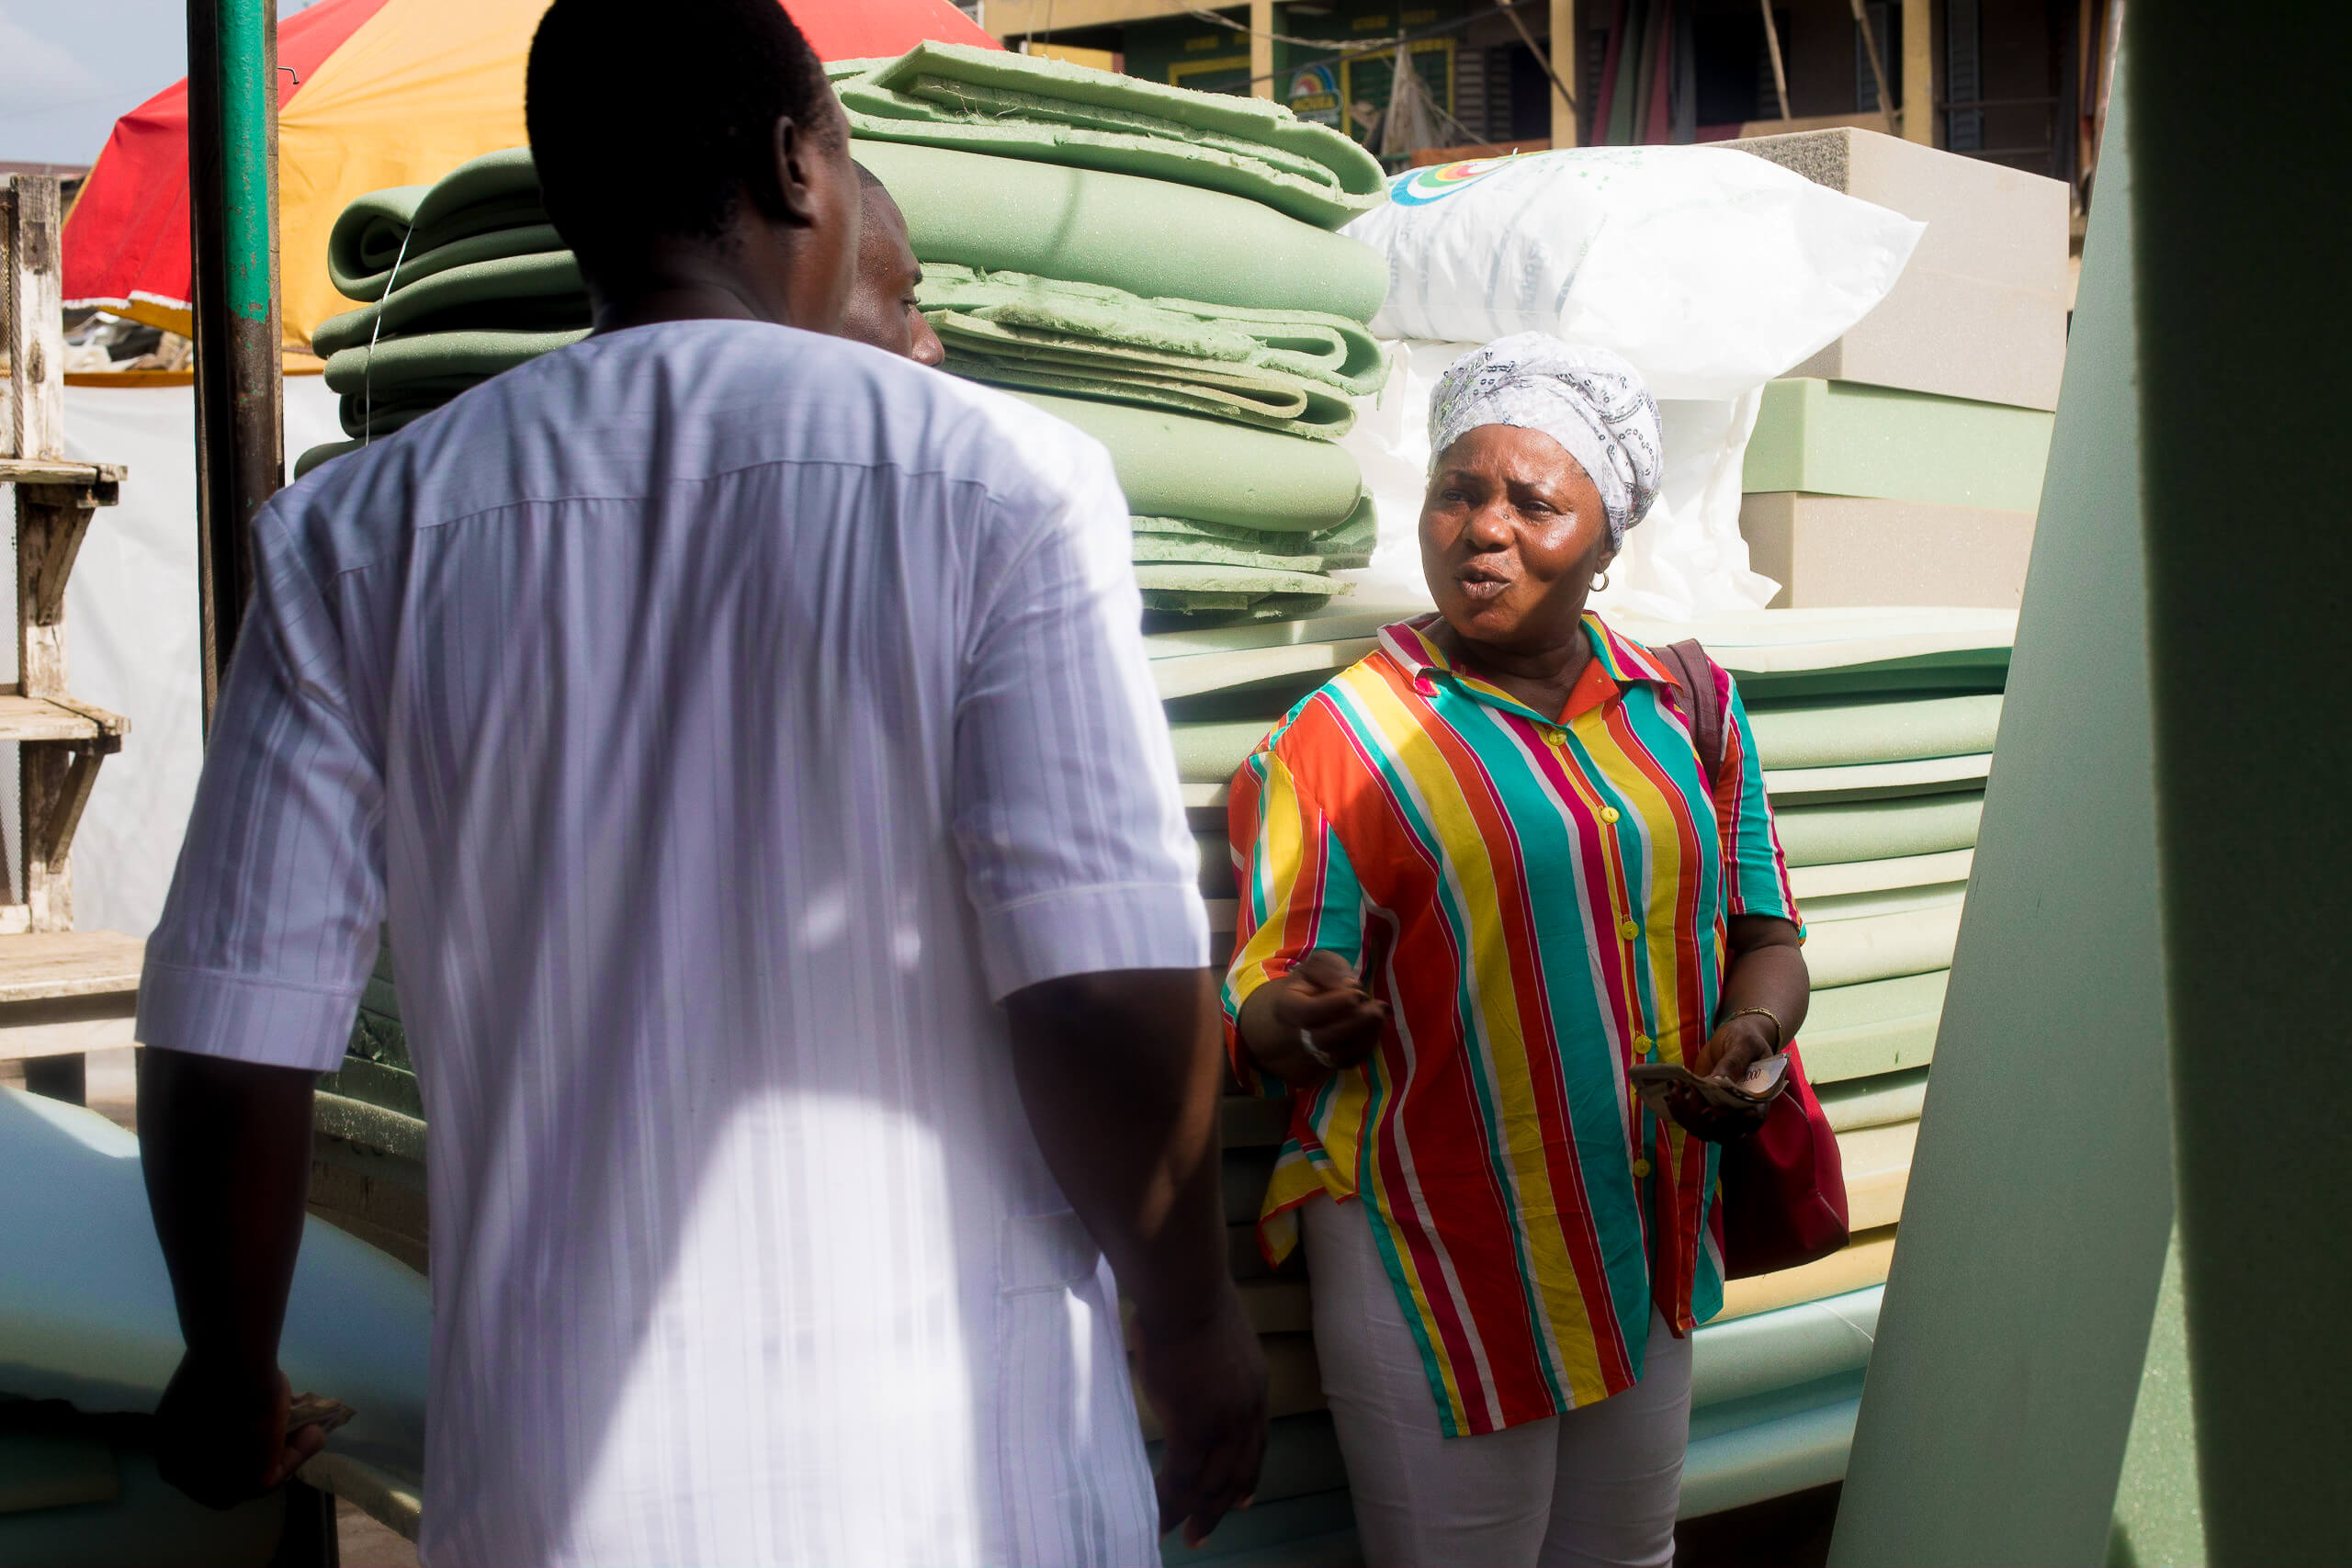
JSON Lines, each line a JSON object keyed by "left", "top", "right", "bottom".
{"left": 63, "top": 0, "right": 995, "bottom": 351}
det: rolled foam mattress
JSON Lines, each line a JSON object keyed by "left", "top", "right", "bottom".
{"left": 326, "top": 148, "right": 545, "bottom": 302}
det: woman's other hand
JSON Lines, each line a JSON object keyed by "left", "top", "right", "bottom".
{"left": 1238, "top": 950, "right": 1388, "bottom": 1086}
{"left": 1664, "top": 1012, "right": 1781, "bottom": 1141}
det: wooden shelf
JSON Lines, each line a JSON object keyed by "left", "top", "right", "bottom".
{"left": 0, "top": 692, "right": 127, "bottom": 746}
{"left": 0, "top": 930, "right": 144, "bottom": 1004}
{"left": 0, "top": 931, "right": 143, "bottom": 1061}
{"left": 0, "top": 457, "right": 124, "bottom": 493}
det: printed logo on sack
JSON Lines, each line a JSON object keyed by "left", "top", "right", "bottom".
{"left": 1388, "top": 154, "right": 1519, "bottom": 206}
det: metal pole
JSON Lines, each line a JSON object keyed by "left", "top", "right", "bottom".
{"left": 187, "top": 0, "right": 281, "bottom": 731}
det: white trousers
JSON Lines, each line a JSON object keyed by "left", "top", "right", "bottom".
{"left": 1304, "top": 1196, "right": 1691, "bottom": 1568}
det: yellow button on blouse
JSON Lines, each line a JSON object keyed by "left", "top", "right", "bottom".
{"left": 1632, "top": 1033, "right": 1653, "bottom": 1054}
{"left": 1632, "top": 1158, "right": 1653, "bottom": 1178}
{"left": 1600, "top": 807, "right": 1621, "bottom": 823}
{"left": 1617, "top": 918, "right": 1639, "bottom": 941}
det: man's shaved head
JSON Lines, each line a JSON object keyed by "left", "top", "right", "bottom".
{"left": 837, "top": 165, "right": 944, "bottom": 367}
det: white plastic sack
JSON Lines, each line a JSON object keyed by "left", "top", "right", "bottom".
{"left": 1340, "top": 341, "right": 1775, "bottom": 621}
{"left": 1343, "top": 147, "right": 1924, "bottom": 400}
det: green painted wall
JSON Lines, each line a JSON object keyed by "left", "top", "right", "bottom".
{"left": 1827, "top": 60, "right": 2180, "bottom": 1568}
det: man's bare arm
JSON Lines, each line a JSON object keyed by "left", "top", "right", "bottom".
{"left": 1002, "top": 967, "right": 1267, "bottom": 1548}
{"left": 139, "top": 1048, "right": 332, "bottom": 1506}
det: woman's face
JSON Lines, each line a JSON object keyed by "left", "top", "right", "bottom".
{"left": 1420, "top": 423, "right": 1615, "bottom": 654}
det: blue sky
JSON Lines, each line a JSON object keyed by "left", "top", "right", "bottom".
{"left": 0, "top": 0, "right": 322, "bottom": 166}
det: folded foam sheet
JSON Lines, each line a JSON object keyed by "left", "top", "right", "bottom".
{"left": 919, "top": 266, "right": 1388, "bottom": 393}
{"left": 944, "top": 337, "right": 1355, "bottom": 440}
{"left": 839, "top": 42, "right": 1385, "bottom": 230}
{"left": 854, "top": 140, "right": 1389, "bottom": 321}
{"left": 326, "top": 148, "right": 546, "bottom": 302}
{"left": 1139, "top": 561, "right": 1349, "bottom": 607}
{"left": 1013, "top": 390, "right": 1365, "bottom": 531}
{"left": 1135, "top": 503, "right": 1376, "bottom": 572}
{"left": 1743, "top": 379, "right": 2055, "bottom": 513}
{"left": 1132, "top": 533, "right": 1351, "bottom": 575}
{"left": 1741, "top": 491, "right": 2039, "bottom": 612}
{"left": 921, "top": 266, "right": 1381, "bottom": 439}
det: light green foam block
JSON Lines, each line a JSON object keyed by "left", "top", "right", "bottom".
{"left": 1743, "top": 378, "right": 2055, "bottom": 512}
{"left": 1747, "top": 693, "right": 2005, "bottom": 769}
{"left": 1806, "top": 969, "right": 1950, "bottom": 1034}
{"left": 1798, "top": 881, "right": 1967, "bottom": 925}
{"left": 1774, "top": 790, "right": 1983, "bottom": 866}
{"left": 854, "top": 139, "right": 1389, "bottom": 321}
{"left": 1764, "top": 751, "right": 1990, "bottom": 805}
{"left": 1014, "top": 390, "right": 1365, "bottom": 532}
{"left": 1817, "top": 1068, "right": 1930, "bottom": 1133}
{"left": 1803, "top": 903, "right": 1961, "bottom": 989}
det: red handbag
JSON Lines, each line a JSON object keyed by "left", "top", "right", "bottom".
{"left": 1713, "top": 1044, "right": 1849, "bottom": 1277}
{"left": 1657, "top": 640, "right": 1851, "bottom": 1280}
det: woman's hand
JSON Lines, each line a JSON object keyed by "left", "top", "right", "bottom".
{"left": 1663, "top": 1013, "right": 1782, "bottom": 1142}
{"left": 1238, "top": 951, "right": 1388, "bottom": 1087}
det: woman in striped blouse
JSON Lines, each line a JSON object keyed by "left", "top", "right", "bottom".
{"left": 1224, "top": 336, "right": 1811, "bottom": 1568}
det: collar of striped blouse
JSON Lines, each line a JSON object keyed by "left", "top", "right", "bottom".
{"left": 1385, "top": 612, "right": 1680, "bottom": 700}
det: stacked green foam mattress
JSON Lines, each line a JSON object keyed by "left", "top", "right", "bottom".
{"left": 297, "top": 46, "right": 1392, "bottom": 619}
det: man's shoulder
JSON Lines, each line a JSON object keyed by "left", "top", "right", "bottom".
{"left": 274, "top": 322, "right": 1125, "bottom": 562}
{"left": 613, "top": 320, "right": 1119, "bottom": 506}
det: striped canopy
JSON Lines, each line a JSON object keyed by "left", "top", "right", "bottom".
{"left": 62, "top": 0, "right": 995, "bottom": 351}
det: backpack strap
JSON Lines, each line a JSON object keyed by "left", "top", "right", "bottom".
{"left": 1658, "top": 638, "right": 1726, "bottom": 791}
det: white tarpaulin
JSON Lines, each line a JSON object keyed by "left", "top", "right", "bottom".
{"left": 45, "top": 378, "right": 344, "bottom": 938}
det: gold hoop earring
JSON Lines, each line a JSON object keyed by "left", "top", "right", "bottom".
{"left": 1591, "top": 570, "right": 1611, "bottom": 592}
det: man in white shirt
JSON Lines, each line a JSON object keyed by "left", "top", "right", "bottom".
{"left": 133, "top": 1, "right": 1266, "bottom": 1562}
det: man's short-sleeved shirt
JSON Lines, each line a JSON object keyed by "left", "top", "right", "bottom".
{"left": 1222, "top": 614, "right": 1801, "bottom": 1438}
{"left": 139, "top": 321, "right": 1208, "bottom": 1566}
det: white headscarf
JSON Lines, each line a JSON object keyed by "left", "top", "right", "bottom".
{"left": 1428, "top": 334, "right": 1664, "bottom": 547}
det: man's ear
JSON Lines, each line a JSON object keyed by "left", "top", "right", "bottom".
{"left": 768, "top": 113, "right": 831, "bottom": 227}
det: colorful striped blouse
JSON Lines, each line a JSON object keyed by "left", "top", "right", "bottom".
{"left": 1223, "top": 613, "right": 1801, "bottom": 1437}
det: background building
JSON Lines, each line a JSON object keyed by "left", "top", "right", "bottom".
{"left": 970, "top": 0, "right": 2114, "bottom": 211}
